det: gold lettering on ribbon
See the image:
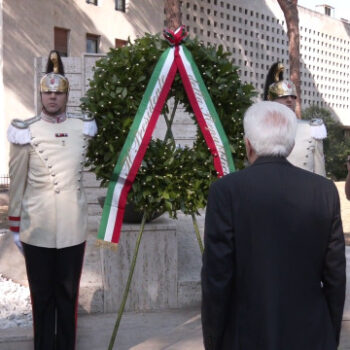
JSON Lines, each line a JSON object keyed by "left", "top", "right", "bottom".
{"left": 121, "top": 74, "right": 167, "bottom": 176}
{"left": 187, "top": 72, "right": 229, "bottom": 174}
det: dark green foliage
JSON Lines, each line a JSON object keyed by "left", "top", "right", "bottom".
{"left": 302, "top": 106, "right": 350, "bottom": 180}
{"left": 131, "top": 139, "right": 217, "bottom": 218}
{"left": 81, "top": 33, "right": 255, "bottom": 217}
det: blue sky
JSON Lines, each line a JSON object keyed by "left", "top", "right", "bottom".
{"left": 298, "top": 0, "right": 350, "bottom": 20}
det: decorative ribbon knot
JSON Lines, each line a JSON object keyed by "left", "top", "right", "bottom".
{"left": 163, "top": 25, "right": 188, "bottom": 46}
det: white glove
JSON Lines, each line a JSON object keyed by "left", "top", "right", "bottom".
{"left": 12, "top": 232, "right": 23, "bottom": 254}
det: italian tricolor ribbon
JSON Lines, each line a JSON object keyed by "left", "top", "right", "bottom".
{"left": 98, "top": 26, "right": 235, "bottom": 244}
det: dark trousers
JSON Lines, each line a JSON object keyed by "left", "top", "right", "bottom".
{"left": 22, "top": 242, "right": 86, "bottom": 350}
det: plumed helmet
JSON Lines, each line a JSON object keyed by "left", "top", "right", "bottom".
{"left": 40, "top": 51, "right": 69, "bottom": 93}
{"left": 263, "top": 62, "right": 297, "bottom": 101}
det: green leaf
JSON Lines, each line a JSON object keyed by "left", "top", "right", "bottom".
{"left": 137, "top": 75, "right": 146, "bottom": 83}
{"left": 82, "top": 33, "right": 255, "bottom": 216}
{"left": 162, "top": 191, "right": 170, "bottom": 199}
{"left": 121, "top": 88, "right": 128, "bottom": 98}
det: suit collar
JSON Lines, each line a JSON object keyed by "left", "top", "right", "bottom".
{"left": 252, "top": 156, "right": 289, "bottom": 166}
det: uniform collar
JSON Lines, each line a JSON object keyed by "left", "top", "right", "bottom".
{"left": 41, "top": 111, "right": 67, "bottom": 124}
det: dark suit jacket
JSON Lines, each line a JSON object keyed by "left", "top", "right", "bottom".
{"left": 201, "top": 156, "right": 346, "bottom": 350}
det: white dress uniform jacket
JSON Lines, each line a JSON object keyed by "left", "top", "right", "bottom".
{"left": 287, "top": 119, "right": 327, "bottom": 176}
{"left": 7, "top": 113, "right": 97, "bottom": 249}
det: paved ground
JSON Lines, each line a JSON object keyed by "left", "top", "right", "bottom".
{"left": 1, "top": 308, "right": 350, "bottom": 349}
{"left": 342, "top": 322, "right": 350, "bottom": 350}
{"left": 1, "top": 184, "right": 350, "bottom": 349}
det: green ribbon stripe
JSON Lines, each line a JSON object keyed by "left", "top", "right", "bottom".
{"left": 98, "top": 47, "right": 173, "bottom": 240}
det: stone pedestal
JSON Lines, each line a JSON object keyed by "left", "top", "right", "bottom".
{"left": 77, "top": 172, "right": 202, "bottom": 313}
{"left": 101, "top": 217, "right": 177, "bottom": 312}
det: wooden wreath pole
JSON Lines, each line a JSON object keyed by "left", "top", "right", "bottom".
{"left": 107, "top": 212, "right": 147, "bottom": 350}
{"left": 162, "top": 98, "right": 205, "bottom": 255}
{"left": 163, "top": 97, "right": 179, "bottom": 143}
{"left": 191, "top": 213, "right": 204, "bottom": 254}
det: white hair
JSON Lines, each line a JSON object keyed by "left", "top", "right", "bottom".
{"left": 243, "top": 101, "right": 297, "bottom": 157}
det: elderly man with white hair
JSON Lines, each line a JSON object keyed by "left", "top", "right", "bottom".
{"left": 201, "top": 101, "right": 345, "bottom": 350}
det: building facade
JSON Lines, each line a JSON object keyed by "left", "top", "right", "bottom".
{"left": 0, "top": 0, "right": 163, "bottom": 176}
{"left": 182, "top": 0, "right": 350, "bottom": 125}
{"left": 1, "top": 0, "right": 349, "bottom": 176}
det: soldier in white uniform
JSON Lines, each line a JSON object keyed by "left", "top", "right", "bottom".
{"left": 7, "top": 51, "right": 97, "bottom": 350}
{"left": 345, "top": 156, "right": 350, "bottom": 200}
{"left": 264, "top": 62, "right": 327, "bottom": 176}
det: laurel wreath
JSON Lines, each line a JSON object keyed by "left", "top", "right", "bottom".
{"left": 81, "top": 33, "right": 255, "bottom": 218}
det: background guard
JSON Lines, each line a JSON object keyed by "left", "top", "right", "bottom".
{"left": 264, "top": 62, "right": 327, "bottom": 176}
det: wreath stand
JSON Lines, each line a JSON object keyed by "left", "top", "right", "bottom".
{"left": 96, "top": 27, "right": 235, "bottom": 350}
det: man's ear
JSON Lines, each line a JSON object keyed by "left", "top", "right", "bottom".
{"left": 244, "top": 137, "right": 252, "bottom": 158}
{"left": 244, "top": 137, "right": 257, "bottom": 164}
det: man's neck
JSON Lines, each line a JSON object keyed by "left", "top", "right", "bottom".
{"left": 41, "top": 110, "right": 67, "bottom": 123}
